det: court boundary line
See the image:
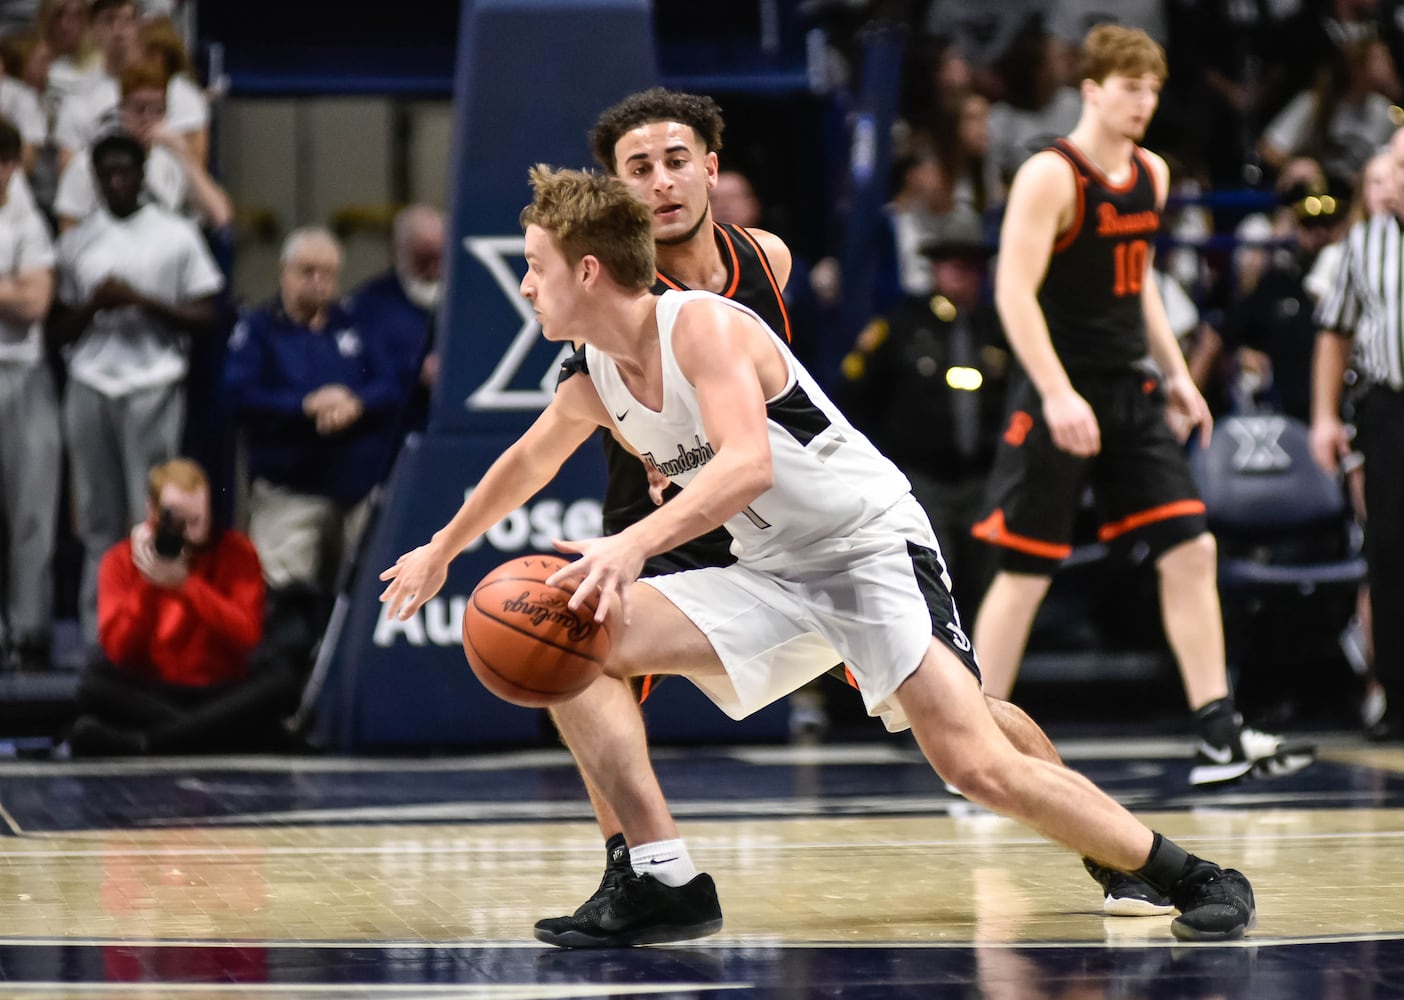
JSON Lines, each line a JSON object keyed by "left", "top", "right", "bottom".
{"left": 0, "top": 931, "right": 1398, "bottom": 950}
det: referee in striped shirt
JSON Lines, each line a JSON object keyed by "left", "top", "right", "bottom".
{"left": 1311, "top": 127, "right": 1404, "bottom": 741}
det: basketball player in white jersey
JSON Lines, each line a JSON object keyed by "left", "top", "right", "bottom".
{"left": 380, "top": 165, "right": 1257, "bottom": 948}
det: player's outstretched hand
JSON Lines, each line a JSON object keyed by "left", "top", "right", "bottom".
{"left": 1163, "top": 374, "right": 1213, "bottom": 447}
{"left": 1043, "top": 386, "right": 1101, "bottom": 456}
{"left": 548, "top": 535, "right": 645, "bottom": 626}
{"left": 379, "top": 544, "right": 449, "bottom": 621}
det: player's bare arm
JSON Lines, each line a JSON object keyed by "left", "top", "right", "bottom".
{"left": 1136, "top": 151, "right": 1211, "bottom": 446}
{"left": 551, "top": 300, "right": 781, "bottom": 622}
{"left": 379, "top": 374, "right": 605, "bottom": 620}
{"left": 997, "top": 150, "right": 1102, "bottom": 456}
{"left": 1309, "top": 329, "right": 1355, "bottom": 474}
{"left": 747, "top": 227, "right": 793, "bottom": 291}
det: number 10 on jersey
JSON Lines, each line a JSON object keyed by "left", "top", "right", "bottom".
{"left": 1112, "top": 239, "right": 1148, "bottom": 297}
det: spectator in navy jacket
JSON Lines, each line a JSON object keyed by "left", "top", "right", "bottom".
{"left": 224, "top": 227, "right": 402, "bottom": 642}
{"left": 346, "top": 203, "right": 444, "bottom": 443}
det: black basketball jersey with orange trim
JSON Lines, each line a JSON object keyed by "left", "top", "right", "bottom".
{"left": 602, "top": 221, "right": 792, "bottom": 568}
{"left": 1039, "top": 138, "right": 1159, "bottom": 375}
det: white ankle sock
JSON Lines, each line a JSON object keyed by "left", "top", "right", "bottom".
{"left": 629, "top": 838, "right": 697, "bottom": 887}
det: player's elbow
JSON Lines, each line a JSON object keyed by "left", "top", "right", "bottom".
{"left": 993, "top": 283, "right": 1030, "bottom": 319}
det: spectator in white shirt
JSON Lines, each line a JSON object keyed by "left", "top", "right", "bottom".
{"left": 138, "top": 15, "right": 207, "bottom": 166}
{"left": 49, "top": 130, "right": 224, "bottom": 656}
{"left": 0, "top": 50, "right": 49, "bottom": 173}
{"left": 53, "top": 0, "right": 207, "bottom": 174}
{"left": 1260, "top": 38, "right": 1399, "bottom": 184}
{"left": 54, "top": 58, "right": 229, "bottom": 230}
{"left": 0, "top": 117, "right": 60, "bottom": 673}
{"left": 30, "top": 0, "right": 103, "bottom": 128}
{"left": 986, "top": 22, "right": 1082, "bottom": 183}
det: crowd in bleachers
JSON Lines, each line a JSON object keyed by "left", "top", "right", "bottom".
{"left": 0, "top": 0, "right": 443, "bottom": 755}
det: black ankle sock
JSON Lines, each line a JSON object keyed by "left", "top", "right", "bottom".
{"left": 605, "top": 832, "right": 629, "bottom": 870}
{"left": 1193, "top": 696, "right": 1242, "bottom": 746}
{"left": 1135, "top": 832, "right": 1194, "bottom": 895}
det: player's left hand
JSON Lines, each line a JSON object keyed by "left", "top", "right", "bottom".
{"left": 1162, "top": 374, "right": 1213, "bottom": 446}
{"left": 379, "top": 543, "right": 450, "bottom": 620}
{"left": 548, "top": 535, "right": 645, "bottom": 626}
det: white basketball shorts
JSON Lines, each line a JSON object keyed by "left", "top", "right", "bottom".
{"left": 644, "top": 496, "right": 980, "bottom": 732}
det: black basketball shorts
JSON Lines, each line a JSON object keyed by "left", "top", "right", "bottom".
{"left": 972, "top": 371, "right": 1209, "bottom": 575}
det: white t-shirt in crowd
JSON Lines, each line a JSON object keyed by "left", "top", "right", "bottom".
{"left": 0, "top": 77, "right": 48, "bottom": 146}
{"left": 54, "top": 143, "right": 188, "bottom": 223}
{"left": 988, "top": 87, "right": 1084, "bottom": 182}
{"left": 1262, "top": 90, "right": 1397, "bottom": 180}
{"left": 56, "top": 203, "right": 223, "bottom": 396}
{"left": 42, "top": 55, "right": 104, "bottom": 125}
{"left": 0, "top": 188, "right": 55, "bottom": 365}
{"left": 7, "top": 169, "right": 37, "bottom": 212}
{"left": 53, "top": 72, "right": 209, "bottom": 152}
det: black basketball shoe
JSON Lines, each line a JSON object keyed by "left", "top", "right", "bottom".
{"left": 1083, "top": 857, "right": 1174, "bottom": 916}
{"left": 533, "top": 833, "right": 632, "bottom": 936}
{"left": 1168, "top": 861, "right": 1256, "bottom": 942}
{"left": 533, "top": 871, "right": 723, "bottom": 949}
{"left": 583, "top": 834, "right": 633, "bottom": 911}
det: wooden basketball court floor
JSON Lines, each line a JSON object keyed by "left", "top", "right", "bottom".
{"left": 0, "top": 734, "right": 1402, "bottom": 998}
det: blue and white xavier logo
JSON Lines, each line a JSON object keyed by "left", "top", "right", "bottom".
{"left": 461, "top": 236, "right": 575, "bottom": 411}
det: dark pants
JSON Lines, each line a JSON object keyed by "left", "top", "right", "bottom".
{"left": 906, "top": 470, "right": 991, "bottom": 623}
{"left": 76, "top": 661, "right": 302, "bottom": 754}
{"left": 1359, "top": 386, "right": 1404, "bottom": 724}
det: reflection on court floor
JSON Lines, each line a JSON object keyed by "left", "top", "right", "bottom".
{"left": 0, "top": 736, "right": 1400, "bottom": 997}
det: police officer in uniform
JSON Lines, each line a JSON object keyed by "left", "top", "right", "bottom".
{"left": 843, "top": 207, "right": 1010, "bottom": 614}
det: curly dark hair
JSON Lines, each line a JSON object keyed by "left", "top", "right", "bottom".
{"left": 589, "top": 87, "right": 725, "bottom": 171}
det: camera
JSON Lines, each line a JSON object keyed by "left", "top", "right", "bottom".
{"left": 153, "top": 508, "right": 186, "bottom": 560}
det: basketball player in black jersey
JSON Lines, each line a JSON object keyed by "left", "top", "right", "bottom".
{"left": 534, "top": 87, "right": 1167, "bottom": 947}
{"left": 969, "top": 25, "right": 1316, "bottom": 790}
{"left": 531, "top": 89, "right": 791, "bottom": 944}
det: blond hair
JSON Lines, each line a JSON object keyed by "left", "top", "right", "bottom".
{"left": 1080, "top": 24, "right": 1167, "bottom": 85}
{"left": 519, "top": 164, "right": 655, "bottom": 290}
{"left": 147, "top": 458, "right": 208, "bottom": 505}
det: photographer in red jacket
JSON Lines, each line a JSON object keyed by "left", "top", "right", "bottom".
{"left": 66, "top": 458, "right": 301, "bottom": 756}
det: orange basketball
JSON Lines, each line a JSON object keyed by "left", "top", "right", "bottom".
{"left": 461, "top": 554, "right": 609, "bottom": 708}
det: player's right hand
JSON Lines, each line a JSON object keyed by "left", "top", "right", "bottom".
{"left": 644, "top": 463, "right": 670, "bottom": 506}
{"left": 1308, "top": 416, "right": 1350, "bottom": 476}
{"left": 548, "top": 534, "right": 644, "bottom": 626}
{"left": 1042, "top": 387, "right": 1101, "bottom": 456}
{"left": 378, "top": 545, "right": 449, "bottom": 621}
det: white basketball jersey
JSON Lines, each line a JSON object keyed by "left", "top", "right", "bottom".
{"left": 585, "top": 290, "right": 913, "bottom": 566}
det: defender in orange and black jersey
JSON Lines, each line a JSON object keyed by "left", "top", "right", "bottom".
{"left": 973, "top": 138, "right": 1208, "bottom": 575}
{"left": 1038, "top": 137, "right": 1160, "bottom": 375}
